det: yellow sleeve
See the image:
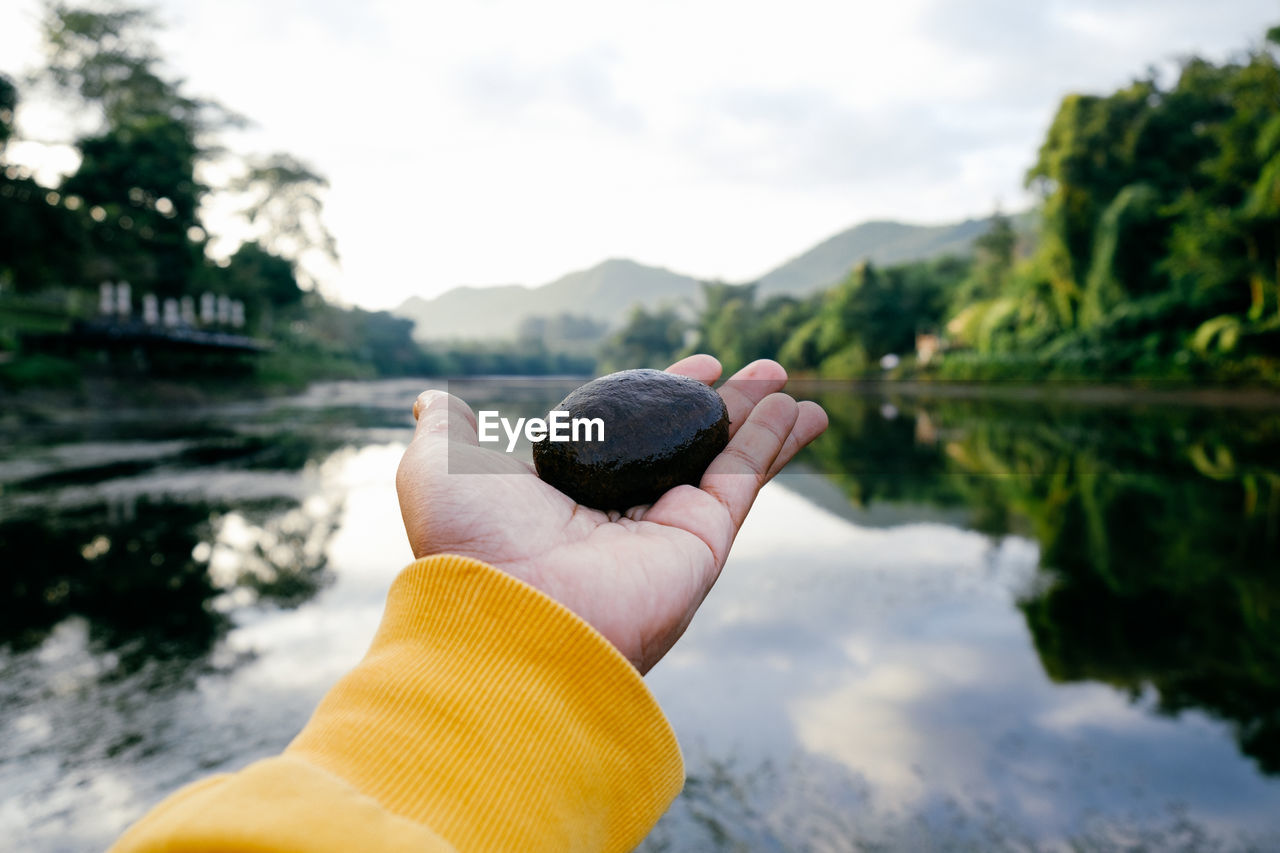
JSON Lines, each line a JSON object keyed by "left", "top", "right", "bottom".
{"left": 109, "top": 555, "right": 685, "bottom": 852}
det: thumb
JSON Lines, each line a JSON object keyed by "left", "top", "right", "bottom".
{"left": 412, "top": 389, "right": 480, "bottom": 446}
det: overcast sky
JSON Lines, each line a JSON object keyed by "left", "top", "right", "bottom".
{"left": 3, "top": 1, "right": 1277, "bottom": 309}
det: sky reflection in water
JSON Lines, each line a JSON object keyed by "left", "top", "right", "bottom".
{"left": 1, "top": 380, "right": 1278, "bottom": 851}
{"left": 648, "top": 483, "right": 1279, "bottom": 850}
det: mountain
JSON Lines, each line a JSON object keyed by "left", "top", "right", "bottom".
{"left": 394, "top": 216, "right": 1013, "bottom": 342}
{"left": 755, "top": 218, "right": 998, "bottom": 298}
{"left": 396, "top": 259, "right": 700, "bottom": 342}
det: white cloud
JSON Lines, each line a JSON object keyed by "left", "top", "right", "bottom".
{"left": 2, "top": 0, "right": 1276, "bottom": 308}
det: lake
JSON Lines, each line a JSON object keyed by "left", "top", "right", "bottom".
{"left": 2, "top": 378, "right": 1279, "bottom": 851}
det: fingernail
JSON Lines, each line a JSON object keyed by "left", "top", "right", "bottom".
{"left": 413, "top": 389, "right": 445, "bottom": 420}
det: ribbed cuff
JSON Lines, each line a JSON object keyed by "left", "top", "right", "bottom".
{"left": 286, "top": 555, "right": 684, "bottom": 852}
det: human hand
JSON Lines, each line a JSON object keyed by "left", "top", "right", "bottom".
{"left": 395, "top": 355, "right": 828, "bottom": 673}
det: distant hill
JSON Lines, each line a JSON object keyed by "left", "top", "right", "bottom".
{"left": 755, "top": 218, "right": 998, "bottom": 298}
{"left": 395, "top": 216, "right": 1016, "bottom": 342}
{"left": 396, "top": 259, "right": 700, "bottom": 342}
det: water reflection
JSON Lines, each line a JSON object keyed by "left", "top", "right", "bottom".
{"left": 0, "top": 395, "right": 398, "bottom": 851}
{"left": 0, "top": 425, "right": 347, "bottom": 667}
{"left": 2, "top": 379, "right": 1279, "bottom": 850}
{"left": 647, "top": 481, "right": 1279, "bottom": 851}
{"left": 2, "top": 498, "right": 230, "bottom": 660}
{"left": 799, "top": 387, "right": 1280, "bottom": 776}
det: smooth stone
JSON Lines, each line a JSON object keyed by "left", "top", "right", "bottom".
{"left": 533, "top": 369, "right": 730, "bottom": 510}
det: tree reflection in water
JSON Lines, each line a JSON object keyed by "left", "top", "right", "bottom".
{"left": 0, "top": 427, "right": 346, "bottom": 676}
{"left": 0, "top": 417, "right": 359, "bottom": 848}
{"left": 800, "top": 387, "right": 1280, "bottom": 775}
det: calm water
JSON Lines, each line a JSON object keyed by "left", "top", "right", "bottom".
{"left": 2, "top": 379, "right": 1278, "bottom": 851}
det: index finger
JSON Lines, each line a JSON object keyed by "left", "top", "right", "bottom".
{"left": 665, "top": 353, "right": 722, "bottom": 385}
{"left": 666, "top": 356, "right": 792, "bottom": 438}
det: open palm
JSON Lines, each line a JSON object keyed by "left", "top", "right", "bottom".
{"left": 396, "top": 355, "right": 828, "bottom": 673}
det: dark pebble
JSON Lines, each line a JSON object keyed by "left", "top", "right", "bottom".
{"left": 533, "top": 369, "right": 730, "bottom": 510}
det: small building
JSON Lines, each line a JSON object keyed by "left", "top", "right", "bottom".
{"left": 916, "top": 332, "right": 943, "bottom": 365}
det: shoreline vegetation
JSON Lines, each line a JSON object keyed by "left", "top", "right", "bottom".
{"left": 6, "top": 377, "right": 1280, "bottom": 435}
{"left": 3, "top": 8, "right": 1280, "bottom": 396}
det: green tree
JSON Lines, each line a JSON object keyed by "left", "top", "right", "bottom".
{"left": 0, "top": 173, "right": 88, "bottom": 294}
{"left": 599, "top": 305, "right": 686, "bottom": 370}
{"left": 30, "top": 2, "right": 242, "bottom": 297}
{"left": 0, "top": 73, "right": 90, "bottom": 294}
{"left": 0, "top": 74, "right": 16, "bottom": 154}
{"left": 938, "top": 26, "right": 1280, "bottom": 382}
{"left": 773, "top": 258, "right": 961, "bottom": 376}
{"left": 952, "top": 212, "right": 1017, "bottom": 309}
{"left": 215, "top": 242, "right": 303, "bottom": 312}
{"left": 60, "top": 113, "right": 204, "bottom": 295}
{"left": 517, "top": 313, "right": 609, "bottom": 353}
{"left": 693, "top": 281, "right": 757, "bottom": 371}
{"left": 229, "top": 153, "right": 338, "bottom": 291}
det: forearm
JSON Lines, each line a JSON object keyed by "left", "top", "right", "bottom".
{"left": 110, "top": 555, "right": 684, "bottom": 852}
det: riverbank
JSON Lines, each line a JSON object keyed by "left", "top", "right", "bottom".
{"left": 0, "top": 370, "right": 338, "bottom": 431}
{"left": 9, "top": 371, "right": 1280, "bottom": 440}
{"left": 789, "top": 378, "right": 1280, "bottom": 409}
{"left": 0, "top": 344, "right": 386, "bottom": 425}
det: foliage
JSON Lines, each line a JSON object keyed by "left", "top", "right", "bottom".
{"left": 665, "top": 26, "right": 1280, "bottom": 386}
{"left": 775, "top": 256, "right": 967, "bottom": 377}
{"left": 61, "top": 113, "right": 205, "bottom": 295}
{"left": 0, "top": 2, "right": 440, "bottom": 383}
{"left": 691, "top": 282, "right": 819, "bottom": 374}
{"left": 598, "top": 304, "right": 689, "bottom": 371}
{"left": 0, "top": 175, "right": 90, "bottom": 294}
{"left": 256, "top": 298, "right": 446, "bottom": 384}
{"left": 0, "top": 73, "right": 16, "bottom": 151}
{"left": 211, "top": 242, "right": 304, "bottom": 313}
{"left": 9, "top": 9, "right": 1280, "bottom": 385}
{"left": 977, "top": 35, "right": 1280, "bottom": 382}
{"left": 0, "top": 352, "right": 81, "bottom": 389}
{"left": 600, "top": 258, "right": 973, "bottom": 380}
{"left": 228, "top": 153, "right": 338, "bottom": 291}
{"left": 949, "top": 210, "right": 1018, "bottom": 310}
{"left": 517, "top": 312, "right": 609, "bottom": 355}
{"left": 37, "top": 2, "right": 238, "bottom": 133}
{"left": 427, "top": 341, "right": 596, "bottom": 376}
